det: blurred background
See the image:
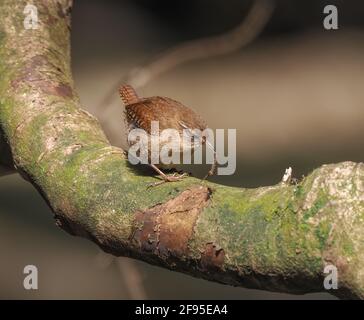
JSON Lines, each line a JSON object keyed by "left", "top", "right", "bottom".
{"left": 1, "top": 0, "right": 363, "bottom": 299}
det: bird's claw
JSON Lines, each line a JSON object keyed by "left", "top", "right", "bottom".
{"left": 147, "top": 172, "right": 188, "bottom": 188}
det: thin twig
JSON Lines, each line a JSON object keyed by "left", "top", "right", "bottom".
{"left": 116, "top": 258, "right": 148, "bottom": 299}
{"left": 97, "top": 0, "right": 275, "bottom": 121}
{"left": 94, "top": 249, "right": 148, "bottom": 299}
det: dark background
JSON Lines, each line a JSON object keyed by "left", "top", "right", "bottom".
{"left": 1, "top": 0, "right": 363, "bottom": 299}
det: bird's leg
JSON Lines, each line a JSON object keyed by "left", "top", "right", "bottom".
{"left": 148, "top": 164, "right": 188, "bottom": 187}
{"left": 204, "top": 156, "right": 217, "bottom": 180}
{"left": 203, "top": 140, "right": 217, "bottom": 180}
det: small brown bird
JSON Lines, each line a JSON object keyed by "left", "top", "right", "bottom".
{"left": 119, "top": 84, "right": 216, "bottom": 185}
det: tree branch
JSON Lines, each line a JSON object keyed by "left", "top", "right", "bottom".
{"left": 0, "top": 0, "right": 363, "bottom": 299}
{"left": 97, "top": 0, "right": 275, "bottom": 122}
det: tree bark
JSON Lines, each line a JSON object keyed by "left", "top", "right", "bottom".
{"left": 0, "top": 0, "right": 363, "bottom": 299}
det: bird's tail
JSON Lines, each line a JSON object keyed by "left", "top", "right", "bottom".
{"left": 119, "top": 84, "right": 139, "bottom": 105}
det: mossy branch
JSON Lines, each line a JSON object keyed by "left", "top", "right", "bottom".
{"left": 0, "top": 0, "right": 363, "bottom": 299}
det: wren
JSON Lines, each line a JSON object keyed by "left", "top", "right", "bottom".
{"left": 119, "top": 84, "right": 216, "bottom": 186}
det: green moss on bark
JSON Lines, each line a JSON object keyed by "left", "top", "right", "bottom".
{"left": 1, "top": 0, "right": 363, "bottom": 299}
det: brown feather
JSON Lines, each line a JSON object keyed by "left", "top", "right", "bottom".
{"left": 119, "top": 85, "right": 140, "bottom": 105}
{"left": 120, "top": 85, "right": 215, "bottom": 177}
{"left": 125, "top": 96, "right": 206, "bottom": 134}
